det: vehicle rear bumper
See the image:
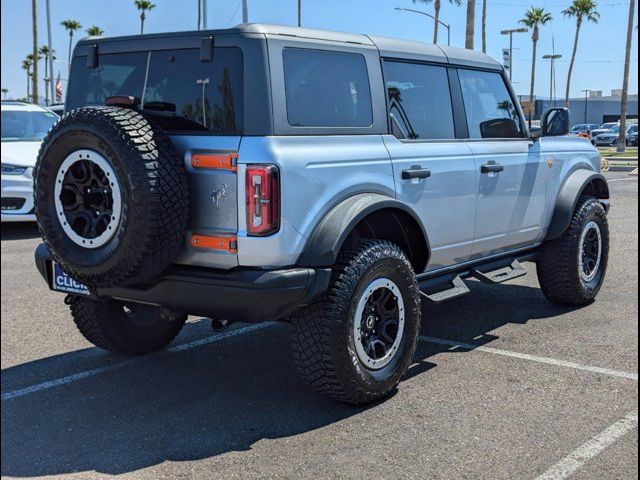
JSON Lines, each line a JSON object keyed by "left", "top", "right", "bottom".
{"left": 35, "top": 244, "right": 332, "bottom": 323}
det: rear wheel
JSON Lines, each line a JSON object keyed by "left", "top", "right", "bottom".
{"left": 69, "top": 296, "right": 187, "bottom": 355}
{"left": 537, "top": 196, "right": 609, "bottom": 306}
{"left": 290, "top": 239, "right": 421, "bottom": 405}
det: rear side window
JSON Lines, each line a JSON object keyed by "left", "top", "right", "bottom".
{"left": 458, "top": 69, "right": 523, "bottom": 139}
{"left": 67, "top": 47, "right": 243, "bottom": 135}
{"left": 283, "top": 48, "right": 372, "bottom": 128}
{"left": 383, "top": 60, "right": 455, "bottom": 140}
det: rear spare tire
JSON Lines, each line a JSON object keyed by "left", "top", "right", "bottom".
{"left": 34, "top": 107, "right": 189, "bottom": 288}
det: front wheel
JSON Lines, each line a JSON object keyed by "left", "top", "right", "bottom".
{"left": 69, "top": 296, "right": 187, "bottom": 354}
{"left": 537, "top": 196, "right": 609, "bottom": 306}
{"left": 290, "top": 239, "right": 421, "bottom": 405}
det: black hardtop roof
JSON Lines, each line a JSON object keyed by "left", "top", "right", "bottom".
{"left": 75, "top": 23, "right": 503, "bottom": 71}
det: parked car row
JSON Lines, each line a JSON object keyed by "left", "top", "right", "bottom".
{"left": 569, "top": 121, "right": 639, "bottom": 147}
{"left": 1, "top": 101, "right": 60, "bottom": 222}
{"left": 592, "top": 123, "right": 638, "bottom": 147}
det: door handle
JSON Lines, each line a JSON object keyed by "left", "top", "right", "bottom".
{"left": 402, "top": 166, "right": 431, "bottom": 180}
{"left": 481, "top": 163, "right": 504, "bottom": 174}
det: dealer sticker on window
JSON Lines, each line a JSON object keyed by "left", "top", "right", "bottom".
{"left": 51, "top": 263, "right": 90, "bottom": 295}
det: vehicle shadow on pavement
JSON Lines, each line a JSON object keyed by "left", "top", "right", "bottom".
{"left": 1, "top": 222, "right": 40, "bottom": 241}
{"left": 1, "top": 280, "right": 578, "bottom": 477}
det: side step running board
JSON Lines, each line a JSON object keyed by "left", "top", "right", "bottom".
{"left": 471, "top": 259, "right": 527, "bottom": 285}
{"left": 420, "top": 275, "right": 470, "bottom": 303}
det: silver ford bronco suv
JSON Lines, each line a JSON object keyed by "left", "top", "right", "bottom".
{"left": 34, "top": 24, "right": 610, "bottom": 405}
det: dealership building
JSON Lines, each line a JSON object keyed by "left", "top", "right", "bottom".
{"left": 521, "top": 90, "right": 638, "bottom": 126}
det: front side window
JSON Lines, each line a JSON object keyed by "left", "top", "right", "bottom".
{"left": 67, "top": 47, "right": 243, "bottom": 134}
{"left": 384, "top": 60, "right": 455, "bottom": 140}
{"left": 283, "top": 48, "right": 372, "bottom": 128}
{"left": 458, "top": 69, "right": 524, "bottom": 139}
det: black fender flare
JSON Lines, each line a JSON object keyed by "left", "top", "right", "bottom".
{"left": 296, "top": 193, "right": 431, "bottom": 269}
{"left": 545, "top": 170, "right": 610, "bottom": 241}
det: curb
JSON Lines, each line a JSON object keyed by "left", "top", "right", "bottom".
{"left": 607, "top": 165, "right": 638, "bottom": 172}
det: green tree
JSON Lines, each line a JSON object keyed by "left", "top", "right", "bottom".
{"left": 134, "top": 0, "right": 156, "bottom": 34}
{"left": 481, "top": 0, "right": 487, "bottom": 52}
{"left": 86, "top": 25, "right": 105, "bottom": 36}
{"left": 22, "top": 56, "right": 34, "bottom": 101}
{"left": 562, "top": 0, "right": 600, "bottom": 106}
{"left": 520, "top": 7, "right": 553, "bottom": 125}
{"left": 617, "top": 0, "right": 636, "bottom": 152}
{"left": 412, "top": 0, "right": 462, "bottom": 44}
{"left": 61, "top": 19, "right": 82, "bottom": 71}
{"left": 2, "top": 88, "right": 9, "bottom": 100}
{"left": 465, "top": 0, "right": 475, "bottom": 49}
{"left": 39, "top": 46, "right": 56, "bottom": 105}
{"left": 31, "top": 0, "right": 39, "bottom": 104}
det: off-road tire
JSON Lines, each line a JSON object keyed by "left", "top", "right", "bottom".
{"left": 290, "top": 239, "right": 421, "bottom": 405}
{"left": 34, "top": 107, "right": 189, "bottom": 288}
{"left": 69, "top": 296, "right": 187, "bottom": 355}
{"left": 537, "top": 195, "right": 609, "bottom": 306}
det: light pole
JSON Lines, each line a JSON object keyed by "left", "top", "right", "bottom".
{"left": 298, "top": 0, "right": 301, "bottom": 27}
{"left": 500, "top": 27, "right": 528, "bottom": 81}
{"left": 582, "top": 89, "right": 591, "bottom": 123}
{"left": 543, "top": 54, "right": 562, "bottom": 107}
{"left": 202, "top": 0, "right": 207, "bottom": 29}
{"left": 242, "top": 0, "right": 248, "bottom": 23}
{"left": 395, "top": 7, "right": 451, "bottom": 46}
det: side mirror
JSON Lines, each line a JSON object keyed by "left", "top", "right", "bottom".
{"left": 541, "top": 107, "right": 570, "bottom": 137}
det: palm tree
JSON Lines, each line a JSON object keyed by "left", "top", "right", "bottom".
{"left": 86, "top": 25, "right": 104, "bottom": 36}
{"left": 520, "top": 7, "right": 553, "bottom": 126}
{"left": 134, "top": 0, "right": 156, "bottom": 35}
{"left": 465, "top": 0, "right": 475, "bottom": 49}
{"left": 31, "top": 0, "right": 39, "bottom": 104}
{"left": 39, "top": 46, "right": 56, "bottom": 105}
{"left": 61, "top": 20, "right": 82, "bottom": 72}
{"left": 2, "top": 88, "right": 9, "bottom": 100}
{"left": 22, "top": 57, "right": 34, "bottom": 101}
{"left": 481, "top": 0, "right": 487, "bottom": 53}
{"left": 562, "top": 0, "right": 600, "bottom": 106}
{"left": 617, "top": 0, "right": 636, "bottom": 152}
{"left": 412, "top": 0, "right": 462, "bottom": 44}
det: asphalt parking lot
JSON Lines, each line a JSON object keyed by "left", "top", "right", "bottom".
{"left": 1, "top": 171, "right": 637, "bottom": 480}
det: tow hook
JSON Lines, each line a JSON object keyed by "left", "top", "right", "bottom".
{"left": 210, "top": 318, "right": 232, "bottom": 332}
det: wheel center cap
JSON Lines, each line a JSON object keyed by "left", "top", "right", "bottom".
{"left": 365, "top": 315, "right": 376, "bottom": 330}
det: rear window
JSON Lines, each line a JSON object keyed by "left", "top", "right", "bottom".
{"left": 283, "top": 48, "right": 372, "bottom": 128}
{"left": 67, "top": 47, "right": 243, "bottom": 135}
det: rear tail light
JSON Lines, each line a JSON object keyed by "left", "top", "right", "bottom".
{"left": 246, "top": 165, "right": 280, "bottom": 236}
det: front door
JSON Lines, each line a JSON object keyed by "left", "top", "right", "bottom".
{"left": 456, "top": 68, "right": 547, "bottom": 256}
{"left": 382, "top": 60, "right": 477, "bottom": 272}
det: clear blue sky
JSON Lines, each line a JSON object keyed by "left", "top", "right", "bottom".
{"left": 1, "top": 0, "right": 637, "bottom": 102}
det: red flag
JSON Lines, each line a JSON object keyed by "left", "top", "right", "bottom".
{"left": 55, "top": 73, "right": 63, "bottom": 103}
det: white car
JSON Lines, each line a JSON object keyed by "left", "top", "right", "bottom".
{"left": 1, "top": 101, "right": 58, "bottom": 222}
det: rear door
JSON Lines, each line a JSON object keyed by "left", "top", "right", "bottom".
{"left": 66, "top": 41, "right": 246, "bottom": 269}
{"left": 382, "top": 60, "right": 477, "bottom": 272}
{"left": 456, "top": 68, "right": 547, "bottom": 256}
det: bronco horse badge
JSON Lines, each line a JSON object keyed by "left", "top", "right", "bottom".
{"left": 211, "top": 183, "right": 228, "bottom": 209}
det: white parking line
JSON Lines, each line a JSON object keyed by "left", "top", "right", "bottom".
{"left": 607, "top": 177, "right": 638, "bottom": 182}
{"left": 1, "top": 322, "right": 274, "bottom": 401}
{"left": 419, "top": 336, "right": 638, "bottom": 381}
{"left": 536, "top": 410, "right": 638, "bottom": 480}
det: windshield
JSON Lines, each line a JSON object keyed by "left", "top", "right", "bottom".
{"left": 607, "top": 126, "right": 620, "bottom": 133}
{"left": 1, "top": 110, "right": 57, "bottom": 142}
